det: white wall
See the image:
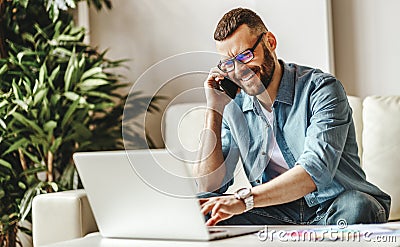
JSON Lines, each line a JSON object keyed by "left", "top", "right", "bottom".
{"left": 88, "top": 0, "right": 333, "bottom": 85}
{"left": 86, "top": 0, "right": 400, "bottom": 100}
{"left": 87, "top": 0, "right": 333, "bottom": 147}
{"left": 332, "top": 0, "right": 400, "bottom": 98}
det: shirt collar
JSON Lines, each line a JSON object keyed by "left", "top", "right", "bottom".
{"left": 242, "top": 92, "right": 254, "bottom": 112}
{"left": 241, "top": 60, "right": 295, "bottom": 113}
{"left": 274, "top": 60, "right": 295, "bottom": 106}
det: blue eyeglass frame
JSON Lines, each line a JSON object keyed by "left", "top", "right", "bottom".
{"left": 218, "top": 32, "right": 266, "bottom": 73}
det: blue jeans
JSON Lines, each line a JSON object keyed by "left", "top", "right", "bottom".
{"left": 199, "top": 190, "right": 388, "bottom": 225}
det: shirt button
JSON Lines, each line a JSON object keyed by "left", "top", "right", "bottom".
{"left": 261, "top": 151, "right": 266, "bottom": 155}
{"left": 256, "top": 180, "right": 261, "bottom": 183}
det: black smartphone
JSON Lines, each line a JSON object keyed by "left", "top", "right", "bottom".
{"left": 219, "top": 77, "right": 240, "bottom": 99}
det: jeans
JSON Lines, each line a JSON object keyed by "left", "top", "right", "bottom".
{"left": 199, "top": 190, "right": 388, "bottom": 225}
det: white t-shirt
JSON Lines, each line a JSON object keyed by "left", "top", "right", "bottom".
{"left": 260, "top": 105, "right": 289, "bottom": 180}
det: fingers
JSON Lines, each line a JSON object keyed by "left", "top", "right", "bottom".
{"left": 206, "top": 213, "right": 223, "bottom": 226}
{"left": 206, "top": 74, "right": 223, "bottom": 91}
{"left": 211, "top": 201, "right": 222, "bottom": 218}
{"left": 203, "top": 200, "right": 223, "bottom": 226}
{"left": 200, "top": 197, "right": 235, "bottom": 226}
{"left": 210, "top": 67, "right": 226, "bottom": 80}
{"left": 200, "top": 200, "right": 215, "bottom": 216}
{"left": 205, "top": 68, "right": 225, "bottom": 89}
{"left": 206, "top": 204, "right": 231, "bottom": 226}
{"left": 198, "top": 198, "right": 209, "bottom": 205}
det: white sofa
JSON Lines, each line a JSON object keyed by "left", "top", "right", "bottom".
{"left": 31, "top": 95, "right": 400, "bottom": 247}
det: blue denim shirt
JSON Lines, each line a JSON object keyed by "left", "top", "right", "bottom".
{"left": 219, "top": 61, "right": 391, "bottom": 214}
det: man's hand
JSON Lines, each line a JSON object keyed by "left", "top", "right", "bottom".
{"left": 204, "top": 68, "right": 231, "bottom": 111}
{"left": 199, "top": 195, "right": 246, "bottom": 226}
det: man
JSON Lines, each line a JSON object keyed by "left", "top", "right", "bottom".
{"left": 194, "top": 8, "right": 390, "bottom": 226}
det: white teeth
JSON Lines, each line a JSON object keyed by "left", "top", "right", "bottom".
{"left": 241, "top": 72, "right": 255, "bottom": 81}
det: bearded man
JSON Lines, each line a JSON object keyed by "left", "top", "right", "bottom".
{"left": 195, "top": 7, "right": 390, "bottom": 226}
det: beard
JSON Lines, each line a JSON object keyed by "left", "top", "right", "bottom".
{"left": 259, "top": 43, "right": 276, "bottom": 90}
{"left": 235, "top": 43, "right": 276, "bottom": 96}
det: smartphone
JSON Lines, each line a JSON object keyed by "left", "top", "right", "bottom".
{"left": 219, "top": 77, "right": 240, "bottom": 99}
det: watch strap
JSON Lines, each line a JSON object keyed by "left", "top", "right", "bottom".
{"left": 243, "top": 195, "right": 254, "bottom": 211}
{"left": 234, "top": 188, "right": 254, "bottom": 212}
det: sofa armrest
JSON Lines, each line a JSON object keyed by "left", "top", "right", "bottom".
{"left": 32, "top": 189, "right": 98, "bottom": 247}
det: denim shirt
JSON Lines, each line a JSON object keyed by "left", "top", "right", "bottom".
{"left": 219, "top": 61, "right": 391, "bottom": 215}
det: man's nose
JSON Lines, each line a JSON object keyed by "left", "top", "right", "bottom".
{"left": 234, "top": 60, "right": 247, "bottom": 75}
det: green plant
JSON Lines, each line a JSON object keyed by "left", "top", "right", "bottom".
{"left": 0, "top": 1, "right": 160, "bottom": 246}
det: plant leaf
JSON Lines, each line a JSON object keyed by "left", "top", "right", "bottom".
{"left": 61, "top": 100, "right": 79, "bottom": 129}
{"left": 64, "top": 50, "right": 77, "bottom": 91}
{"left": 50, "top": 137, "right": 62, "bottom": 153}
{"left": 21, "top": 149, "right": 43, "bottom": 165}
{"left": 0, "top": 118, "right": 6, "bottom": 130}
{"left": 66, "top": 0, "right": 76, "bottom": 9}
{"left": 5, "top": 105, "right": 18, "bottom": 118}
{"left": 20, "top": 0, "right": 29, "bottom": 8}
{"left": 33, "top": 88, "right": 48, "bottom": 106}
{"left": 52, "top": 47, "right": 72, "bottom": 56}
{"left": 81, "top": 67, "right": 102, "bottom": 81}
{"left": 39, "top": 64, "right": 47, "bottom": 85}
{"left": 22, "top": 32, "right": 35, "bottom": 44}
{"left": 43, "top": 120, "right": 57, "bottom": 132}
{"left": 20, "top": 182, "right": 42, "bottom": 222}
{"left": 63, "top": 92, "right": 80, "bottom": 101}
{"left": 86, "top": 91, "right": 113, "bottom": 100}
{"left": 57, "top": 34, "right": 82, "bottom": 42}
{"left": 0, "top": 63, "right": 7, "bottom": 75}
{"left": 12, "top": 80, "right": 22, "bottom": 100}
{"left": 13, "top": 99, "right": 29, "bottom": 111}
{"left": 58, "top": 162, "right": 77, "bottom": 189}
{"left": 19, "top": 166, "right": 47, "bottom": 177}
{"left": 3, "top": 138, "right": 28, "bottom": 155}
{"left": 79, "top": 79, "right": 110, "bottom": 91}
{"left": 12, "top": 112, "right": 45, "bottom": 136}
{"left": 49, "top": 65, "right": 60, "bottom": 82}
{"left": 0, "top": 159, "right": 13, "bottom": 170}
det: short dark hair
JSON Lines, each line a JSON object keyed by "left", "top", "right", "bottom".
{"left": 214, "top": 8, "right": 268, "bottom": 41}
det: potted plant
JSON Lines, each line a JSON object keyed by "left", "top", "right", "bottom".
{"left": 0, "top": 1, "right": 160, "bottom": 246}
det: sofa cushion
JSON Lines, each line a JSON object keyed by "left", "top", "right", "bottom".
{"left": 32, "top": 189, "right": 98, "bottom": 246}
{"left": 362, "top": 96, "right": 400, "bottom": 220}
{"left": 347, "top": 96, "right": 363, "bottom": 164}
{"left": 163, "top": 103, "right": 250, "bottom": 192}
{"left": 163, "top": 103, "right": 206, "bottom": 162}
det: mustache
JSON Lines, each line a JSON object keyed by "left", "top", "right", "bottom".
{"left": 233, "top": 66, "right": 260, "bottom": 81}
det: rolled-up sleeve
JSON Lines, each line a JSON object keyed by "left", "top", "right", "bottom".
{"left": 297, "top": 76, "right": 352, "bottom": 192}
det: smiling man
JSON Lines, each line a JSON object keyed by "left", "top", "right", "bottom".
{"left": 194, "top": 8, "right": 390, "bottom": 226}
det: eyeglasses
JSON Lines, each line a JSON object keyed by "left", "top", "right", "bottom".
{"left": 218, "top": 32, "right": 266, "bottom": 73}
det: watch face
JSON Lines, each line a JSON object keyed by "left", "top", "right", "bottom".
{"left": 238, "top": 188, "right": 251, "bottom": 198}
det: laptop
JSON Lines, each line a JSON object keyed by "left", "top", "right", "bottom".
{"left": 73, "top": 149, "right": 262, "bottom": 241}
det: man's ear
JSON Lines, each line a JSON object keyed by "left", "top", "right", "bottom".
{"left": 264, "top": 32, "right": 277, "bottom": 51}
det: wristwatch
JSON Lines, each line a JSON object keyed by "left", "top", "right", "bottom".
{"left": 234, "top": 187, "right": 254, "bottom": 212}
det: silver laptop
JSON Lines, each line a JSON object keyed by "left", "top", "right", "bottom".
{"left": 73, "top": 149, "right": 262, "bottom": 241}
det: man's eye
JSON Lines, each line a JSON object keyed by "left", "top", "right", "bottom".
{"left": 236, "top": 51, "right": 253, "bottom": 62}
